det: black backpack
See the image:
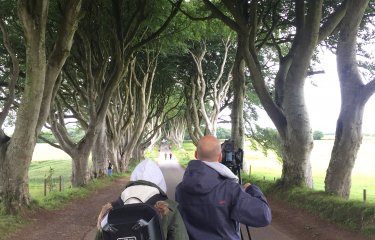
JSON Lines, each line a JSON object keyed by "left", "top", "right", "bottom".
{"left": 102, "top": 194, "right": 166, "bottom": 240}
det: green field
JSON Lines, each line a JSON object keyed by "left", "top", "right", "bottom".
{"left": 29, "top": 143, "right": 72, "bottom": 198}
{"left": 242, "top": 139, "right": 375, "bottom": 203}
{"left": 30, "top": 140, "right": 375, "bottom": 202}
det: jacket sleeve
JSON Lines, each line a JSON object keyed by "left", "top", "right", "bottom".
{"left": 230, "top": 183, "right": 272, "bottom": 227}
{"left": 163, "top": 200, "right": 189, "bottom": 240}
{"left": 95, "top": 230, "right": 104, "bottom": 240}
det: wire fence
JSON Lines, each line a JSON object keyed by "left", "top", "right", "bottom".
{"left": 246, "top": 165, "right": 375, "bottom": 205}
{"left": 43, "top": 176, "right": 65, "bottom": 196}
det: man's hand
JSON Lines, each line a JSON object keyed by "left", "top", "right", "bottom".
{"left": 243, "top": 182, "right": 251, "bottom": 190}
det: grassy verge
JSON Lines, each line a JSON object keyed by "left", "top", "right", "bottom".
{"left": 0, "top": 210, "right": 28, "bottom": 240}
{"left": 33, "top": 173, "right": 126, "bottom": 210}
{"left": 243, "top": 173, "right": 375, "bottom": 237}
{"left": 0, "top": 173, "right": 127, "bottom": 239}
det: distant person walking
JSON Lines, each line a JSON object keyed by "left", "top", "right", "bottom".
{"left": 107, "top": 161, "right": 113, "bottom": 176}
{"left": 160, "top": 140, "right": 172, "bottom": 161}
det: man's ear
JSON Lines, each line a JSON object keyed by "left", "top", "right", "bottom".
{"left": 218, "top": 152, "right": 222, "bottom": 163}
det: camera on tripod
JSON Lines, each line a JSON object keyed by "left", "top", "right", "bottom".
{"left": 221, "top": 139, "right": 244, "bottom": 182}
{"left": 221, "top": 139, "right": 253, "bottom": 239}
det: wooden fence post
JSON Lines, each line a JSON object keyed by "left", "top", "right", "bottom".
{"left": 59, "top": 176, "right": 62, "bottom": 192}
{"left": 363, "top": 189, "right": 367, "bottom": 206}
{"left": 44, "top": 178, "right": 47, "bottom": 196}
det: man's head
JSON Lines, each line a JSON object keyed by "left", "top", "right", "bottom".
{"left": 195, "top": 135, "right": 222, "bottom": 162}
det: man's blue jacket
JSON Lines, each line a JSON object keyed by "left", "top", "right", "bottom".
{"left": 175, "top": 160, "right": 272, "bottom": 240}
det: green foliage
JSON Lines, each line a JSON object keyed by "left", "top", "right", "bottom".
{"left": 163, "top": 1, "right": 233, "bottom": 53}
{"left": 37, "top": 128, "right": 85, "bottom": 144}
{"left": 248, "top": 127, "right": 283, "bottom": 162}
{"left": 67, "top": 127, "right": 85, "bottom": 142}
{"left": 144, "top": 148, "right": 160, "bottom": 161}
{"left": 169, "top": 140, "right": 195, "bottom": 168}
{"left": 313, "top": 130, "right": 324, "bottom": 140}
{"left": 216, "top": 127, "right": 231, "bottom": 140}
{"left": 37, "top": 131, "right": 56, "bottom": 143}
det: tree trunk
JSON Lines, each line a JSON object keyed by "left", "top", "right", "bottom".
{"left": 149, "top": 127, "right": 162, "bottom": 150}
{"left": 49, "top": 110, "right": 98, "bottom": 187}
{"left": 133, "top": 141, "right": 150, "bottom": 161}
{"left": 325, "top": 106, "right": 364, "bottom": 197}
{"left": 120, "top": 118, "right": 147, "bottom": 170}
{"left": 325, "top": 0, "right": 373, "bottom": 198}
{"left": 107, "top": 135, "right": 119, "bottom": 172}
{"left": 92, "top": 121, "right": 108, "bottom": 178}
{"left": 281, "top": 125, "right": 314, "bottom": 188}
{"left": 231, "top": 37, "right": 246, "bottom": 150}
{"left": 0, "top": 141, "right": 32, "bottom": 214}
{"left": 71, "top": 149, "right": 91, "bottom": 186}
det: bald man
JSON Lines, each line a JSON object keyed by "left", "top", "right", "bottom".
{"left": 175, "top": 135, "right": 272, "bottom": 240}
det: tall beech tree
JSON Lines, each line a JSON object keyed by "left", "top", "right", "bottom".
{"left": 132, "top": 71, "right": 184, "bottom": 161}
{"left": 105, "top": 72, "right": 135, "bottom": 172}
{"left": 46, "top": 0, "right": 183, "bottom": 185}
{"left": 193, "top": 0, "right": 348, "bottom": 187}
{"left": 325, "top": 0, "right": 375, "bottom": 198}
{"left": 0, "top": 0, "right": 83, "bottom": 213}
{"left": 116, "top": 52, "right": 159, "bottom": 170}
{"left": 184, "top": 38, "right": 234, "bottom": 144}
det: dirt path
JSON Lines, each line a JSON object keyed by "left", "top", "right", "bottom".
{"left": 5, "top": 162, "right": 373, "bottom": 240}
{"left": 5, "top": 177, "right": 128, "bottom": 240}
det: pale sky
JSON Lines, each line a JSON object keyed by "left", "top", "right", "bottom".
{"left": 258, "top": 51, "right": 375, "bottom": 135}
{"left": 306, "top": 52, "right": 375, "bottom": 134}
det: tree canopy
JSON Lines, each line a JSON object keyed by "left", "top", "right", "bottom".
{"left": 0, "top": 0, "right": 374, "bottom": 213}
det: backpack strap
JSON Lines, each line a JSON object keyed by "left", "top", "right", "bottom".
{"left": 111, "top": 197, "right": 144, "bottom": 209}
{"left": 145, "top": 193, "right": 168, "bottom": 206}
{"left": 111, "top": 194, "right": 167, "bottom": 209}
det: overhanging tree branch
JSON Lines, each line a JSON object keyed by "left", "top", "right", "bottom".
{"left": 0, "top": 19, "right": 19, "bottom": 126}
{"left": 318, "top": 0, "right": 348, "bottom": 42}
{"left": 131, "top": 0, "right": 183, "bottom": 50}
{"left": 203, "top": 0, "right": 241, "bottom": 33}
